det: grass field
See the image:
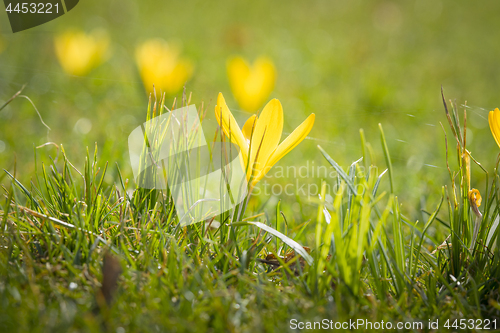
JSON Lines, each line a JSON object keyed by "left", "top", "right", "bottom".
{"left": 1, "top": 0, "right": 500, "bottom": 332}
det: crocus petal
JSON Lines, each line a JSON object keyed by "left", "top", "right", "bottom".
{"left": 214, "top": 93, "right": 249, "bottom": 161}
{"left": 265, "top": 113, "right": 315, "bottom": 172}
{"left": 489, "top": 108, "right": 500, "bottom": 149}
{"left": 168, "top": 60, "right": 193, "bottom": 94}
{"left": 54, "top": 30, "right": 108, "bottom": 76}
{"left": 241, "top": 114, "right": 257, "bottom": 143}
{"left": 468, "top": 188, "right": 482, "bottom": 218}
{"left": 252, "top": 57, "right": 276, "bottom": 104}
{"left": 227, "top": 57, "right": 250, "bottom": 92}
{"left": 248, "top": 99, "right": 283, "bottom": 178}
{"left": 135, "top": 39, "right": 192, "bottom": 95}
{"left": 227, "top": 56, "right": 276, "bottom": 112}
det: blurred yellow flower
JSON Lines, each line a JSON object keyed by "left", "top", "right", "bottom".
{"left": 489, "top": 108, "right": 500, "bottom": 148}
{"left": 468, "top": 188, "right": 482, "bottom": 219}
{"left": 468, "top": 188, "right": 482, "bottom": 208}
{"left": 227, "top": 56, "right": 276, "bottom": 112}
{"left": 54, "top": 29, "right": 109, "bottom": 76}
{"left": 135, "top": 39, "right": 193, "bottom": 95}
{"left": 215, "top": 93, "right": 314, "bottom": 189}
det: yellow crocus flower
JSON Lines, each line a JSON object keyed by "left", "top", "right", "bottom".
{"left": 135, "top": 39, "right": 193, "bottom": 95}
{"left": 54, "top": 29, "right": 109, "bottom": 76}
{"left": 227, "top": 56, "right": 276, "bottom": 112}
{"left": 489, "top": 108, "right": 500, "bottom": 148}
{"left": 468, "top": 189, "right": 482, "bottom": 208}
{"left": 215, "top": 93, "right": 315, "bottom": 190}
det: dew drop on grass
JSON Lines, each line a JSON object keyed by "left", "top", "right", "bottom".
{"left": 0, "top": 140, "right": 6, "bottom": 153}
{"left": 69, "top": 282, "right": 78, "bottom": 290}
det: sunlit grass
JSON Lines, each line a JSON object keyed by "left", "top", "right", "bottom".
{"left": 1, "top": 89, "right": 500, "bottom": 331}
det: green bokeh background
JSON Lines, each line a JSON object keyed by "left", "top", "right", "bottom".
{"left": 0, "top": 0, "right": 498, "bottom": 222}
